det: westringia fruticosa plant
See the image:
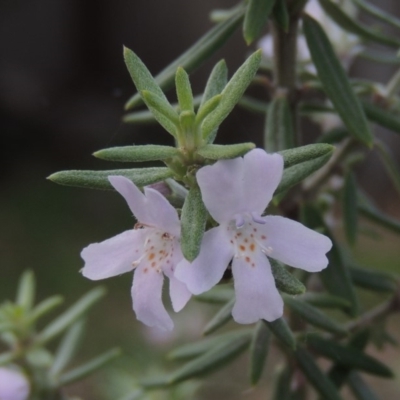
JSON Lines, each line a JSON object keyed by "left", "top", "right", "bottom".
{"left": 46, "top": 0, "right": 400, "bottom": 398}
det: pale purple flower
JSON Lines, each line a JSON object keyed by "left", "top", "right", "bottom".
{"left": 0, "top": 368, "right": 30, "bottom": 400}
{"left": 81, "top": 176, "right": 191, "bottom": 331}
{"left": 175, "top": 149, "right": 332, "bottom": 324}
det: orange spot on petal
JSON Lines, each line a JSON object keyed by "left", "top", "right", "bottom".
{"left": 151, "top": 262, "right": 156, "bottom": 267}
{"left": 148, "top": 253, "right": 155, "bottom": 260}
{"left": 239, "top": 245, "right": 246, "bottom": 251}
{"left": 250, "top": 244, "right": 255, "bottom": 252}
{"left": 261, "top": 235, "right": 266, "bottom": 240}
{"left": 245, "top": 256, "right": 250, "bottom": 263}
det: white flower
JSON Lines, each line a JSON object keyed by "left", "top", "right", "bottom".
{"left": 0, "top": 368, "right": 30, "bottom": 400}
{"left": 81, "top": 176, "right": 191, "bottom": 331}
{"left": 175, "top": 149, "right": 332, "bottom": 324}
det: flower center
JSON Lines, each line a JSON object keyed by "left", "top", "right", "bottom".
{"left": 133, "top": 223, "right": 175, "bottom": 273}
{"left": 226, "top": 213, "right": 272, "bottom": 267}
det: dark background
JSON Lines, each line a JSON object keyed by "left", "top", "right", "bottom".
{"left": 1, "top": 1, "right": 400, "bottom": 398}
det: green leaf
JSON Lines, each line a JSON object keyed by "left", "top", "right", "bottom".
{"left": 28, "top": 296, "right": 64, "bottom": 323}
{"left": 195, "top": 95, "right": 222, "bottom": 126}
{"left": 194, "top": 285, "right": 234, "bottom": 304}
{"left": 300, "top": 293, "right": 351, "bottom": 310}
{"left": 196, "top": 143, "right": 255, "bottom": 160}
{"left": 349, "top": 264, "right": 397, "bottom": 293}
{"left": 306, "top": 335, "right": 393, "bottom": 377}
{"left": 48, "top": 168, "right": 174, "bottom": 190}
{"left": 0, "top": 352, "right": 16, "bottom": 367}
{"left": 140, "top": 90, "right": 180, "bottom": 137}
{"left": 269, "top": 258, "right": 306, "bottom": 295}
{"left": 243, "top": 0, "right": 277, "bottom": 44}
{"left": 57, "top": 348, "right": 121, "bottom": 387}
{"left": 271, "top": 0, "right": 289, "bottom": 32}
{"left": 175, "top": 67, "right": 194, "bottom": 112}
{"left": 316, "top": 127, "right": 349, "bottom": 144}
{"left": 265, "top": 95, "right": 295, "bottom": 152}
{"left": 50, "top": 320, "right": 86, "bottom": 376}
{"left": 16, "top": 270, "right": 35, "bottom": 311}
{"left": 249, "top": 321, "right": 271, "bottom": 385}
{"left": 275, "top": 153, "right": 332, "bottom": 194}
{"left": 168, "top": 330, "right": 251, "bottom": 361}
{"left": 375, "top": 140, "right": 400, "bottom": 198}
{"left": 168, "top": 333, "right": 251, "bottom": 384}
{"left": 238, "top": 95, "right": 267, "bottom": 113}
{"left": 180, "top": 186, "right": 207, "bottom": 262}
{"left": 303, "top": 14, "right": 373, "bottom": 147}
{"left": 343, "top": 171, "right": 358, "bottom": 245}
{"left": 93, "top": 145, "right": 179, "bottom": 163}
{"left": 362, "top": 100, "right": 400, "bottom": 135}
{"left": 301, "top": 205, "right": 358, "bottom": 316}
{"left": 279, "top": 143, "right": 335, "bottom": 168}
{"left": 272, "top": 365, "right": 292, "bottom": 400}
{"left": 123, "top": 109, "right": 158, "bottom": 125}
{"left": 35, "top": 287, "right": 106, "bottom": 345}
{"left": 318, "top": 0, "right": 400, "bottom": 48}
{"left": 203, "top": 298, "right": 235, "bottom": 335}
{"left": 201, "top": 50, "right": 262, "bottom": 141}
{"left": 348, "top": 371, "right": 380, "bottom": 400}
{"left": 284, "top": 296, "right": 346, "bottom": 335}
{"left": 359, "top": 50, "right": 400, "bottom": 65}
{"left": 358, "top": 192, "right": 400, "bottom": 234}
{"left": 294, "top": 347, "right": 343, "bottom": 400}
{"left": 264, "top": 318, "right": 296, "bottom": 350}
{"left": 352, "top": 0, "right": 400, "bottom": 30}
{"left": 125, "top": 10, "right": 244, "bottom": 110}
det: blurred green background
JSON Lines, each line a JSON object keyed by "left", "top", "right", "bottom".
{"left": 1, "top": 0, "right": 400, "bottom": 398}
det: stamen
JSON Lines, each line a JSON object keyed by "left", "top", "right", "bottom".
{"left": 235, "top": 214, "right": 245, "bottom": 228}
{"left": 251, "top": 212, "right": 266, "bottom": 224}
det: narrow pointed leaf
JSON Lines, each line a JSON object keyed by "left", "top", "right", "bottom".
{"left": 123, "top": 109, "right": 157, "bottom": 124}
{"left": 265, "top": 95, "right": 295, "bottom": 152}
{"left": 272, "top": 0, "right": 289, "bottom": 32}
{"left": 294, "top": 347, "right": 343, "bottom": 400}
{"left": 343, "top": 171, "right": 358, "bottom": 245}
{"left": 318, "top": 0, "right": 400, "bottom": 48}
{"left": 16, "top": 270, "right": 35, "bottom": 311}
{"left": 201, "top": 60, "right": 228, "bottom": 107}
{"left": 125, "top": 10, "right": 244, "bottom": 110}
{"left": 269, "top": 259, "right": 306, "bottom": 295}
{"left": 348, "top": 371, "right": 380, "bottom": 400}
{"left": 195, "top": 95, "right": 222, "bottom": 125}
{"left": 316, "top": 127, "right": 349, "bottom": 144}
{"left": 301, "top": 205, "right": 358, "bottom": 316}
{"left": 35, "top": 287, "right": 106, "bottom": 345}
{"left": 264, "top": 318, "right": 296, "bottom": 350}
{"left": 203, "top": 298, "right": 235, "bottom": 335}
{"left": 196, "top": 143, "right": 255, "bottom": 160}
{"left": 362, "top": 100, "right": 400, "bottom": 135}
{"left": 175, "top": 67, "right": 194, "bottom": 112}
{"left": 58, "top": 348, "right": 121, "bottom": 386}
{"left": 284, "top": 296, "right": 346, "bottom": 335}
{"left": 168, "top": 330, "right": 251, "bottom": 361}
{"left": 141, "top": 90, "right": 179, "bottom": 137}
{"left": 352, "top": 0, "right": 400, "bottom": 30}
{"left": 358, "top": 192, "right": 400, "bottom": 234}
{"left": 94, "top": 145, "right": 179, "bottom": 163}
{"left": 375, "top": 140, "right": 400, "bottom": 198}
{"left": 201, "top": 50, "right": 262, "bottom": 140}
{"left": 28, "top": 296, "right": 64, "bottom": 323}
{"left": 272, "top": 365, "right": 292, "bottom": 400}
{"left": 275, "top": 153, "right": 332, "bottom": 194}
{"left": 180, "top": 186, "right": 207, "bottom": 262}
{"left": 303, "top": 14, "right": 373, "bottom": 147}
{"left": 194, "top": 285, "right": 234, "bottom": 304}
{"left": 279, "top": 143, "right": 335, "bottom": 168}
{"left": 238, "top": 96, "right": 267, "bottom": 113}
{"left": 300, "top": 293, "right": 351, "bottom": 310}
{"left": 349, "top": 264, "right": 397, "bottom": 293}
{"left": 50, "top": 320, "right": 86, "bottom": 376}
{"left": 249, "top": 321, "right": 271, "bottom": 385}
{"left": 48, "top": 168, "right": 174, "bottom": 190}
{"left": 243, "top": 0, "right": 276, "bottom": 45}
{"left": 306, "top": 335, "right": 393, "bottom": 377}
{"left": 359, "top": 50, "right": 400, "bottom": 65}
{"left": 169, "top": 334, "right": 251, "bottom": 384}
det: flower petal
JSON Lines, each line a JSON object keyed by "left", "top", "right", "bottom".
{"left": 242, "top": 149, "right": 283, "bottom": 214}
{"left": 81, "top": 229, "right": 146, "bottom": 280}
{"left": 196, "top": 157, "right": 245, "bottom": 223}
{"left": 132, "top": 265, "right": 173, "bottom": 331}
{"left": 109, "top": 176, "right": 180, "bottom": 236}
{"left": 175, "top": 227, "right": 234, "bottom": 294}
{"left": 261, "top": 216, "right": 332, "bottom": 272}
{"left": 0, "top": 368, "right": 30, "bottom": 400}
{"left": 231, "top": 252, "right": 283, "bottom": 324}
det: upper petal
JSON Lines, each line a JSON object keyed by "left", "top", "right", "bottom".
{"left": 0, "top": 368, "right": 30, "bottom": 400}
{"left": 109, "top": 176, "right": 180, "bottom": 236}
{"left": 81, "top": 229, "right": 146, "bottom": 280}
{"left": 231, "top": 251, "right": 283, "bottom": 324}
{"left": 196, "top": 157, "right": 245, "bottom": 223}
{"left": 260, "top": 215, "right": 332, "bottom": 272}
{"left": 242, "top": 149, "right": 283, "bottom": 215}
{"left": 175, "top": 227, "right": 234, "bottom": 295}
{"left": 132, "top": 265, "right": 173, "bottom": 331}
